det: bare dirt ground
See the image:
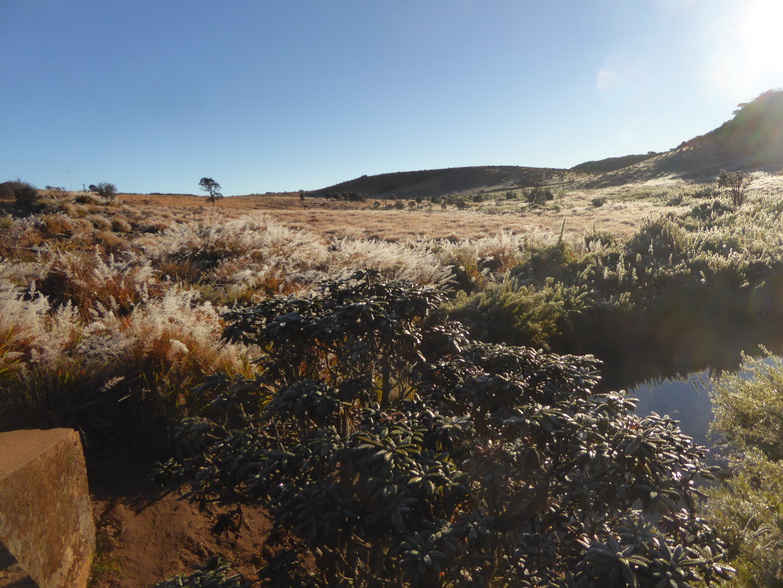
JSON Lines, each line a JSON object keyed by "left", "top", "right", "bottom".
{"left": 87, "top": 451, "right": 278, "bottom": 587}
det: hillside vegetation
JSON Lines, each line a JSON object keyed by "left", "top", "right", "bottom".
{"left": 311, "top": 166, "right": 581, "bottom": 201}
{"left": 587, "top": 90, "right": 783, "bottom": 186}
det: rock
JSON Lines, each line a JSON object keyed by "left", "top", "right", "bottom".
{"left": 0, "top": 543, "right": 36, "bottom": 587}
{"left": 0, "top": 429, "right": 95, "bottom": 588}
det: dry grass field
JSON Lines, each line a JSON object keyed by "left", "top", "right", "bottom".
{"left": 121, "top": 187, "right": 689, "bottom": 242}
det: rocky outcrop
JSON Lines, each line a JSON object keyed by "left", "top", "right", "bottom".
{"left": 0, "top": 429, "right": 95, "bottom": 588}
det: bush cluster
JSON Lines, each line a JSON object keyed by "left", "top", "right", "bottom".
{"left": 158, "top": 271, "right": 733, "bottom": 586}
{"left": 321, "top": 191, "right": 368, "bottom": 202}
{"left": 89, "top": 182, "right": 118, "bottom": 199}
{"left": 704, "top": 352, "right": 783, "bottom": 584}
{"left": 448, "top": 198, "right": 783, "bottom": 382}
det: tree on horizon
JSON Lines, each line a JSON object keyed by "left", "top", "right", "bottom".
{"left": 198, "top": 177, "right": 223, "bottom": 207}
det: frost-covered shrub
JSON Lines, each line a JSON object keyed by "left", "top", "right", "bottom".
{"left": 704, "top": 352, "right": 783, "bottom": 584}
{"left": 147, "top": 214, "right": 451, "bottom": 293}
{"left": 0, "top": 281, "right": 82, "bottom": 365}
{"left": 36, "top": 250, "right": 159, "bottom": 318}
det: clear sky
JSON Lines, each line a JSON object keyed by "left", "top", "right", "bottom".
{"left": 3, "top": 0, "right": 783, "bottom": 195}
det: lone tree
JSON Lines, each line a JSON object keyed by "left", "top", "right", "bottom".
{"left": 199, "top": 177, "right": 223, "bottom": 207}
{"left": 718, "top": 169, "right": 751, "bottom": 207}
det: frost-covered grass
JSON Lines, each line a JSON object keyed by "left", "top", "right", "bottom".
{"left": 0, "top": 198, "right": 471, "bottom": 450}
{"left": 4, "top": 180, "right": 783, "bottom": 454}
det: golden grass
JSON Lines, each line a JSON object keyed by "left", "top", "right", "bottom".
{"left": 119, "top": 192, "right": 684, "bottom": 241}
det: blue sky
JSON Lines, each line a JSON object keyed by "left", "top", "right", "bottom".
{"left": 3, "top": 0, "right": 783, "bottom": 195}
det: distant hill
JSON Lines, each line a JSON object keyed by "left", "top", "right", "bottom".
{"left": 311, "top": 166, "right": 583, "bottom": 200}
{"left": 312, "top": 90, "right": 783, "bottom": 196}
{"left": 570, "top": 152, "right": 660, "bottom": 175}
{"left": 586, "top": 89, "right": 783, "bottom": 186}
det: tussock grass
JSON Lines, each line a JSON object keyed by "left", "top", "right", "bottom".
{"left": 2, "top": 179, "right": 783, "bottom": 452}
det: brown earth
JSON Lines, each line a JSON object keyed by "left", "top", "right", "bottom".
{"left": 87, "top": 450, "right": 278, "bottom": 587}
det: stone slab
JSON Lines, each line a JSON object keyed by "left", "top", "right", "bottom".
{"left": 0, "top": 429, "right": 95, "bottom": 588}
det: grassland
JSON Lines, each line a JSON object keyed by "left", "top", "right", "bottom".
{"left": 114, "top": 184, "right": 693, "bottom": 245}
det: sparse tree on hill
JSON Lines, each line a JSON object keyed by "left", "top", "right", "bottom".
{"left": 199, "top": 177, "right": 223, "bottom": 207}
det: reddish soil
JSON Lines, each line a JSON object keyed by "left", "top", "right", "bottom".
{"left": 87, "top": 450, "right": 274, "bottom": 587}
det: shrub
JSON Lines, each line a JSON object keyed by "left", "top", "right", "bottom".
{"left": 1, "top": 180, "right": 40, "bottom": 209}
{"left": 0, "top": 180, "right": 36, "bottom": 204}
{"left": 626, "top": 216, "right": 687, "bottom": 260}
{"left": 692, "top": 184, "right": 718, "bottom": 199}
{"left": 14, "top": 185, "right": 39, "bottom": 207}
{"left": 705, "top": 452, "right": 783, "bottom": 586}
{"left": 526, "top": 186, "right": 554, "bottom": 207}
{"left": 91, "top": 182, "right": 117, "bottom": 200}
{"left": 160, "top": 271, "right": 733, "bottom": 586}
{"left": 687, "top": 199, "right": 734, "bottom": 223}
{"left": 445, "top": 276, "right": 590, "bottom": 349}
{"left": 710, "top": 351, "right": 783, "bottom": 461}
{"left": 701, "top": 352, "right": 783, "bottom": 583}
{"left": 718, "top": 170, "right": 750, "bottom": 207}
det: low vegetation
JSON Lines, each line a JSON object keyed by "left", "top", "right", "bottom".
{"left": 2, "top": 171, "right": 783, "bottom": 584}
{"left": 448, "top": 190, "right": 783, "bottom": 384}
{"left": 157, "top": 271, "right": 732, "bottom": 586}
{"left": 700, "top": 352, "right": 783, "bottom": 584}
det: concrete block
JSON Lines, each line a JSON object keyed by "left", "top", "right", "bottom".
{"left": 0, "top": 429, "right": 95, "bottom": 588}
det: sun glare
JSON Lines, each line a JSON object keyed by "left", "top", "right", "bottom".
{"left": 703, "top": 0, "right": 783, "bottom": 100}
{"left": 741, "top": 1, "right": 783, "bottom": 59}
{"left": 733, "top": 0, "right": 783, "bottom": 91}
